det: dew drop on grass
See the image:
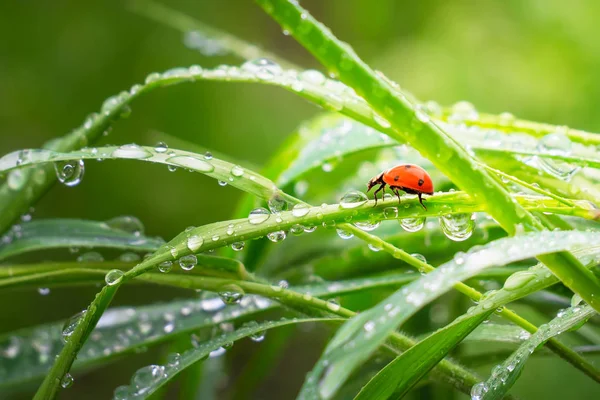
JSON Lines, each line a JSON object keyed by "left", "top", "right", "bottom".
{"left": 470, "top": 382, "right": 488, "bottom": 400}
{"left": 399, "top": 217, "right": 425, "bottom": 232}
{"left": 119, "top": 252, "right": 140, "bottom": 262}
{"left": 336, "top": 228, "right": 354, "bottom": 240}
{"left": 231, "top": 165, "right": 244, "bottom": 177}
{"left": 187, "top": 235, "right": 203, "bottom": 252}
{"left": 268, "top": 195, "right": 288, "bottom": 213}
{"left": 7, "top": 170, "right": 26, "bottom": 191}
{"left": 218, "top": 180, "right": 227, "bottom": 186}
{"left": 167, "top": 352, "right": 181, "bottom": 368}
{"left": 105, "top": 215, "right": 144, "bottom": 236}
{"left": 60, "top": 373, "right": 74, "bottom": 389}
{"left": 55, "top": 160, "right": 85, "bottom": 187}
{"left": 439, "top": 213, "right": 475, "bottom": 241}
{"left": 250, "top": 330, "right": 266, "bottom": 342}
{"left": 105, "top": 269, "right": 124, "bottom": 286}
{"left": 503, "top": 271, "right": 536, "bottom": 291}
{"left": 132, "top": 365, "right": 165, "bottom": 395}
{"left": 112, "top": 144, "right": 152, "bottom": 159}
{"left": 535, "top": 132, "right": 579, "bottom": 181}
{"left": 340, "top": 190, "right": 368, "bottom": 208}
{"left": 179, "top": 254, "right": 197, "bottom": 271}
{"left": 411, "top": 253, "right": 427, "bottom": 263}
{"left": 166, "top": 155, "right": 214, "bottom": 172}
{"left": 77, "top": 251, "right": 104, "bottom": 262}
{"left": 231, "top": 241, "right": 245, "bottom": 251}
{"left": 292, "top": 203, "right": 310, "bottom": 217}
{"left": 154, "top": 142, "right": 168, "bottom": 153}
{"left": 327, "top": 299, "right": 341, "bottom": 312}
{"left": 354, "top": 220, "right": 380, "bottom": 232}
{"left": 62, "top": 310, "right": 86, "bottom": 343}
{"left": 248, "top": 207, "right": 270, "bottom": 224}
{"left": 37, "top": 287, "right": 50, "bottom": 295}
{"left": 241, "top": 58, "right": 282, "bottom": 80}
{"left": 158, "top": 261, "right": 173, "bottom": 273}
{"left": 267, "top": 230, "right": 286, "bottom": 242}
{"left": 383, "top": 207, "right": 398, "bottom": 219}
{"left": 204, "top": 151, "right": 213, "bottom": 160}
{"left": 219, "top": 284, "right": 245, "bottom": 304}
{"left": 571, "top": 293, "right": 583, "bottom": 307}
{"left": 209, "top": 347, "right": 226, "bottom": 358}
{"left": 299, "top": 69, "right": 326, "bottom": 85}
{"left": 368, "top": 243, "right": 382, "bottom": 252}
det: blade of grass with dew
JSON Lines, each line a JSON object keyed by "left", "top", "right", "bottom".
{"left": 463, "top": 324, "right": 532, "bottom": 344}
{"left": 296, "top": 230, "right": 600, "bottom": 399}
{"left": 256, "top": 0, "right": 600, "bottom": 313}
{"left": 478, "top": 304, "right": 597, "bottom": 400}
{"left": 112, "top": 317, "right": 342, "bottom": 400}
{"left": 354, "top": 247, "right": 600, "bottom": 399}
{"left": 0, "top": 218, "right": 164, "bottom": 261}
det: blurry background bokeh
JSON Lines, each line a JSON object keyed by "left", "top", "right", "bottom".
{"left": 1, "top": 0, "right": 600, "bottom": 398}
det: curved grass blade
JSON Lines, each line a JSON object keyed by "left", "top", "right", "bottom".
{"left": 0, "top": 218, "right": 164, "bottom": 261}
{"left": 478, "top": 305, "right": 596, "bottom": 400}
{"left": 112, "top": 317, "right": 341, "bottom": 400}
{"left": 298, "top": 230, "right": 600, "bottom": 399}
{"left": 464, "top": 324, "right": 531, "bottom": 344}
{"left": 0, "top": 273, "right": 412, "bottom": 389}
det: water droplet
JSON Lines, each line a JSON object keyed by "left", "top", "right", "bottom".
{"left": 209, "top": 347, "right": 226, "bottom": 358}
{"left": 340, "top": 190, "right": 368, "bottom": 209}
{"left": 336, "top": 228, "right": 354, "bottom": 240}
{"left": 61, "top": 373, "right": 74, "bottom": 389}
{"left": 218, "top": 180, "right": 227, "bottom": 186}
{"left": 304, "top": 225, "right": 317, "bottom": 233}
{"left": 166, "top": 155, "right": 214, "bottom": 172}
{"left": 62, "top": 310, "right": 86, "bottom": 343}
{"left": 179, "top": 255, "right": 197, "bottom": 271}
{"left": 77, "top": 251, "right": 104, "bottom": 262}
{"left": 383, "top": 207, "right": 398, "bottom": 219}
{"left": 231, "top": 241, "right": 245, "bottom": 251}
{"left": 154, "top": 142, "right": 168, "bottom": 153}
{"left": 231, "top": 165, "right": 244, "bottom": 177}
{"left": 249, "top": 207, "right": 270, "bottom": 224}
{"left": 399, "top": 217, "right": 425, "bottom": 232}
{"left": 241, "top": 58, "right": 282, "bottom": 80}
{"left": 292, "top": 203, "right": 310, "bottom": 217}
{"left": 354, "top": 220, "right": 380, "bottom": 232}
{"left": 267, "top": 230, "right": 286, "bottom": 242}
{"left": 326, "top": 299, "right": 341, "bottom": 312}
{"left": 37, "top": 287, "right": 50, "bottom": 295}
{"left": 470, "top": 382, "right": 488, "bottom": 400}
{"left": 132, "top": 365, "right": 165, "bottom": 395}
{"left": 373, "top": 111, "right": 391, "bottom": 128}
{"left": 439, "top": 213, "right": 475, "bottom": 241}
{"left": 368, "top": 243, "right": 382, "bottom": 252}
{"left": 105, "top": 215, "right": 144, "bottom": 236}
{"left": 411, "top": 253, "right": 427, "bottom": 263}
{"left": 268, "top": 195, "right": 288, "bottom": 213}
{"left": 112, "top": 144, "right": 152, "bottom": 159}
{"left": 503, "top": 271, "right": 537, "bottom": 291}
{"left": 105, "top": 269, "right": 124, "bottom": 286}
{"left": 55, "top": 160, "right": 85, "bottom": 187}
{"left": 7, "top": 170, "right": 27, "bottom": 191}
{"left": 187, "top": 235, "right": 203, "bottom": 252}
{"left": 250, "top": 330, "right": 266, "bottom": 342}
{"left": 299, "top": 69, "right": 326, "bottom": 85}
{"left": 571, "top": 293, "right": 583, "bottom": 307}
{"left": 158, "top": 261, "right": 173, "bottom": 273}
{"left": 219, "top": 284, "right": 245, "bottom": 304}
{"left": 119, "top": 252, "right": 140, "bottom": 262}
{"left": 536, "top": 132, "right": 579, "bottom": 181}
{"left": 204, "top": 151, "right": 213, "bottom": 160}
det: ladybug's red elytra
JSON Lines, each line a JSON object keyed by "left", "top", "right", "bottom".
{"left": 366, "top": 164, "right": 434, "bottom": 209}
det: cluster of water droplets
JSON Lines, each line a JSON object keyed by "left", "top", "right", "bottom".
{"left": 533, "top": 130, "right": 580, "bottom": 181}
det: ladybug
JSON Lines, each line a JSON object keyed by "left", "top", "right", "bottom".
{"left": 367, "top": 164, "right": 434, "bottom": 209}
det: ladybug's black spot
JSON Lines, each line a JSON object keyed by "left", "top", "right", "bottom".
{"left": 394, "top": 175, "right": 399, "bottom": 181}
{"left": 418, "top": 179, "right": 424, "bottom": 186}
{"left": 404, "top": 165, "right": 412, "bottom": 169}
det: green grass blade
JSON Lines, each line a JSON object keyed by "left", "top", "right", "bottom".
{"left": 297, "top": 230, "right": 600, "bottom": 399}
{"left": 0, "top": 218, "right": 164, "bottom": 261}
{"left": 464, "top": 324, "right": 532, "bottom": 344}
{"left": 479, "top": 305, "right": 596, "bottom": 400}
{"left": 112, "top": 317, "right": 341, "bottom": 400}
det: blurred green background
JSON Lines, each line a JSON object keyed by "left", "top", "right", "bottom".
{"left": 1, "top": 0, "right": 600, "bottom": 399}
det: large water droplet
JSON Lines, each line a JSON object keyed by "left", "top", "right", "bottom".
{"left": 399, "top": 217, "right": 425, "bottom": 232}
{"left": 77, "top": 251, "right": 104, "bottom": 262}
{"left": 292, "top": 203, "right": 310, "bottom": 217}
{"left": 439, "top": 213, "right": 475, "bottom": 241}
{"left": 354, "top": 220, "right": 380, "bottom": 232}
{"left": 249, "top": 207, "right": 270, "bottom": 224}
{"left": 219, "top": 284, "right": 245, "bottom": 304}
{"left": 105, "top": 215, "right": 144, "bottom": 236}
{"left": 132, "top": 365, "right": 166, "bottom": 395}
{"left": 340, "top": 190, "right": 368, "bottom": 209}
{"left": 470, "top": 382, "right": 488, "bottom": 400}
{"left": 179, "top": 254, "right": 197, "bottom": 271}
{"left": 154, "top": 142, "right": 168, "bottom": 153}
{"left": 231, "top": 165, "right": 244, "bottom": 177}
{"left": 166, "top": 155, "right": 214, "bottom": 172}
{"left": 536, "top": 132, "right": 579, "bottom": 181}
{"left": 105, "top": 269, "right": 124, "bottom": 286}
{"left": 112, "top": 144, "right": 152, "bottom": 159}
{"left": 336, "top": 228, "right": 354, "bottom": 239}
{"left": 241, "top": 58, "right": 282, "bottom": 80}
{"left": 299, "top": 69, "right": 326, "bottom": 85}
{"left": 55, "top": 160, "right": 85, "bottom": 187}
{"left": 268, "top": 195, "right": 288, "bottom": 214}
{"left": 267, "top": 230, "right": 286, "bottom": 242}
{"left": 62, "top": 310, "right": 86, "bottom": 343}
{"left": 158, "top": 261, "right": 173, "bottom": 273}
{"left": 250, "top": 330, "right": 266, "bottom": 342}
{"left": 187, "top": 235, "right": 203, "bottom": 252}
{"left": 231, "top": 241, "right": 245, "bottom": 251}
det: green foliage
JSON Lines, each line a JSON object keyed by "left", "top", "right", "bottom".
{"left": 1, "top": 1, "right": 600, "bottom": 400}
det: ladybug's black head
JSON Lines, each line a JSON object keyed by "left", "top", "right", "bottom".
{"left": 366, "top": 173, "right": 383, "bottom": 192}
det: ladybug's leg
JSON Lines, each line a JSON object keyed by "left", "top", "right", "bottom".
{"left": 418, "top": 193, "right": 428, "bottom": 210}
{"left": 391, "top": 187, "right": 401, "bottom": 204}
{"left": 372, "top": 183, "right": 386, "bottom": 206}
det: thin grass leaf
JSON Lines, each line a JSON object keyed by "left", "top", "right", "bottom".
{"left": 464, "top": 324, "right": 532, "bottom": 344}
{"left": 0, "top": 218, "right": 164, "bottom": 261}
{"left": 478, "top": 305, "right": 596, "bottom": 400}
{"left": 298, "top": 231, "right": 600, "bottom": 399}
{"left": 112, "top": 317, "right": 341, "bottom": 400}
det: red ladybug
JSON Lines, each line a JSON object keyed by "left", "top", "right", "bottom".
{"left": 367, "top": 164, "right": 434, "bottom": 209}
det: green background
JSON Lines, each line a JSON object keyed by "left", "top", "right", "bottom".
{"left": 1, "top": 0, "right": 599, "bottom": 398}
